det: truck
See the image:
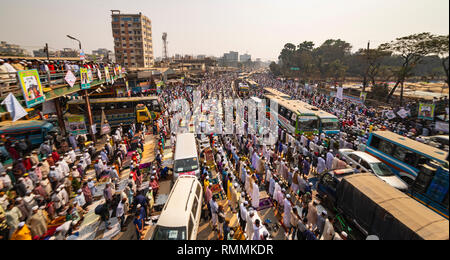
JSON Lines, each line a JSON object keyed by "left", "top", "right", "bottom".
{"left": 317, "top": 172, "right": 449, "bottom": 240}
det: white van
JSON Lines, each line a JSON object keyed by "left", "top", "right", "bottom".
{"left": 151, "top": 176, "right": 203, "bottom": 240}
{"left": 173, "top": 133, "right": 200, "bottom": 180}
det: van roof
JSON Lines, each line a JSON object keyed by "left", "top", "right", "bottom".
{"left": 351, "top": 151, "right": 381, "bottom": 164}
{"left": 342, "top": 173, "right": 449, "bottom": 240}
{"left": 174, "top": 133, "right": 198, "bottom": 160}
{"left": 157, "top": 176, "right": 200, "bottom": 227}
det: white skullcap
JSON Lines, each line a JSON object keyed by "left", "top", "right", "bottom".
{"left": 32, "top": 206, "right": 39, "bottom": 211}
{"left": 18, "top": 222, "right": 25, "bottom": 228}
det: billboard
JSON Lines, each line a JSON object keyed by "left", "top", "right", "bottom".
{"left": 17, "top": 69, "right": 45, "bottom": 108}
{"left": 80, "top": 68, "right": 91, "bottom": 89}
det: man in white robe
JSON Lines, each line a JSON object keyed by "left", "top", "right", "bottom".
{"left": 251, "top": 180, "right": 260, "bottom": 209}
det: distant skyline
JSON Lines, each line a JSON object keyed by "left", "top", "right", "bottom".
{"left": 0, "top": 0, "right": 448, "bottom": 61}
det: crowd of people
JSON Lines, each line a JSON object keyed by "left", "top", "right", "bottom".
{"left": 0, "top": 119, "right": 166, "bottom": 240}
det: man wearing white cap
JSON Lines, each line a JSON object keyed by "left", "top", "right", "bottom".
{"left": 27, "top": 205, "right": 48, "bottom": 238}
{"left": 245, "top": 208, "right": 256, "bottom": 240}
{"left": 83, "top": 149, "right": 91, "bottom": 166}
{"left": 251, "top": 176, "right": 260, "bottom": 209}
{"left": 74, "top": 189, "right": 86, "bottom": 208}
{"left": 283, "top": 194, "right": 292, "bottom": 231}
{"left": 229, "top": 182, "right": 239, "bottom": 213}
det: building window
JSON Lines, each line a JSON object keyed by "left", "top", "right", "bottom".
{"left": 121, "top": 31, "right": 125, "bottom": 34}
{"left": 121, "top": 17, "right": 132, "bottom": 21}
{"left": 129, "top": 37, "right": 133, "bottom": 40}
{"left": 113, "top": 17, "right": 119, "bottom": 22}
{"left": 130, "top": 50, "right": 134, "bottom": 53}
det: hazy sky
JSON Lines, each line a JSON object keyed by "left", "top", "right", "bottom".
{"left": 0, "top": 0, "right": 448, "bottom": 61}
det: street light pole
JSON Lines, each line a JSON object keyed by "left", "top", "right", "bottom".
{"left": 67, "top": 35, "right": 96, "bottom": 144}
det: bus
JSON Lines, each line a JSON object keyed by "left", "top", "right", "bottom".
{"left": 365, "top": 130, "right": 449, "bottom": 219}
{"left": 67, "top": 96, "right": 162, "bottom": 128}
{"left": 0, "top": 120, "right": 55, "bottom": 147}
{"left": 264, "top": 92, "right": 319, "bottom": 136}
{"left": 264, "top": 88, "right": 340, "bottom": 136}
{"left": 314, "top": 110, "right": 340, "bottom": 136}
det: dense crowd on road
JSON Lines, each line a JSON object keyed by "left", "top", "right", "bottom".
{"left": 0, "top": 118, "right": 167, "bottom": 240}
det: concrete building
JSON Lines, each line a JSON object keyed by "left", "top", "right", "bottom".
{"left": 111, "top": 10, "right": 154, "bottom": 68}
{"left": 224, "top": 51, "right": 238, "bottom": 61}
{"left": 240, "top": 53, "right": 251, "bottom": 62}
{"left": 0, "top": 41, "right": 30, "bottom": 56}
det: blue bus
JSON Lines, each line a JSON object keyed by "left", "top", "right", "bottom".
{"left": 0, "top": 120, "right": 55, "bottom": 147}
{"left": 365, "top": 130, "right": 449, "bottom": 219}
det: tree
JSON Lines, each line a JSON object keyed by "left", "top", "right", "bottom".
{"left": 379, "top": 32, "right": 435, "bottom": 105}
{"left": 269, "top": 62, "right": 281, "bottom": 76}
{"left": 428, "top": 35, "right": 449, "bottom": 87}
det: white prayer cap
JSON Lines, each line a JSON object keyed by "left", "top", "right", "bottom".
{"left": 137, "top": 204, "right": 142, "bottom": 208}
{"left": 286, "top": 194, "right": 291, "bottom": 199}
{"left": 151, "top": 176, "right": 155, "bottom": 180}
{"left": 341, "top": 231, "right": 348, "bottom": 238}
{"left": 322, "top": 210, "right": 327, "bottom": 215}
{"left": 16, "top": 197, "right": 23, "bottom": 202}
{"left": 281, "top": 188, "right": 286, "bottom": 193}
{"left": 234, "top": 183, "right": 238, "bottom": 188}
{"left": 77, "top": 189, "right": 82, "bottom": 193}
{"left": 309, "top": 182, "right": 313, "bottom": 186}
{"left": 18, "top": 222, "right": 25, "bottom": 228}
{"left": 244, "top": 201, "right": 248, "bottom": 205}
{"left": 65, "top": 172, "right": 70, "bottom": 177}
{"left": 32, "top": 206, "right": 39, "bottom": 211}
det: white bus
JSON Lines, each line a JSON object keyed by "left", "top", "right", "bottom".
{"left": 151, "top": 176, "right": 203, "bottom": 240}
{"left": 173, "top": 133, "right": 200, "bottom": 181}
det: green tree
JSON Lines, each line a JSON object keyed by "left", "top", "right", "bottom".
{"left": 428, "top": 35, "right": 449, "bottom": 87}
{"left": 379, "top": 32, "right": 435, "bottom": 105}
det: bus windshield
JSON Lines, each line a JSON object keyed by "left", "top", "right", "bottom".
{"left": 174, "top": 157, "right": 199, "bottom": 173}
{"left": 299, "top": 116, "right": 318, "bottom": 131}
{"left": 322, "top": 119, "right": 339, "bottom": 130}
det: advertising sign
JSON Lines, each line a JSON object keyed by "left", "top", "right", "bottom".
{"left": 80, "top": 68, "right": 91, "bottom": 89}
{"left": 418, "top": 103, "right": 435, "bottom": 120}
{"left": 104, "top": 67, "right": 111, "bottom": 84}
{"left": 65, "top": 70, "right": 76, "bottom": 87}
{"left": 66, "top": 115, "right": 87, "bottom": 135}
{"left": 17, "top": 69, "right": 45, "bottom": 108}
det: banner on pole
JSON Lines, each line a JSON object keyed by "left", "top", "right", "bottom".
{"left": 105, "top": 67, "right": 111, "bottom": 84}
{"left": 418, "top": 103, "right": 435, "bottom": 120}
{"left": 397, "top": 108, "right": 408, "bottom": 119}
{"left": 80, "top": 68, "right": 91, "bottom": 90}
{"left": 65, "top": 70, "right": 76, "bottom": 87}
{"left": 386, "top": 110, "right": 396, "bottom": 120}
{"left": 66, "top": 115, "right": 87, "bottom": 136}
{"left": 17, "top": 69, "right": 45, "bottom": 108}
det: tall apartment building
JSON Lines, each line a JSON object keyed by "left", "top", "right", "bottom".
{"left": 111, "top": 10, "right": 154, "bottom": 68}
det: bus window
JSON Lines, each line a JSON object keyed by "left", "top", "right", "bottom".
{"left": 279, "top": 106, "right": 286, "bottom": 118}
{"left": 378, "top": 139, "right": 395, "bottom": 155}
{"left": 393, "top": 145, "right": 417, "bottom": 165}
{"left": 370, "top": 136, "right": 382, "bottom": 149}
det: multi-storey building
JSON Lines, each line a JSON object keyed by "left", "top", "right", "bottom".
{"left": 111, "top": 10, "right": 154, "bottom": 68}
{"left": 0, "top": 41, "right": 30, "bottom": 56}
